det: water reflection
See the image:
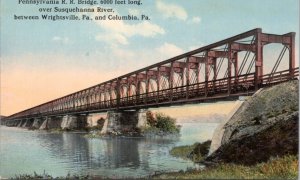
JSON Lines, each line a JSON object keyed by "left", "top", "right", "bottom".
{"left": 34, "top": 132, "right": 180, "bottom": 176}
{"left": 36, "top": 133, "right": 91, "bottom": 169}
{"left": 0, "top": 123, "right": 218, "bottom": 178}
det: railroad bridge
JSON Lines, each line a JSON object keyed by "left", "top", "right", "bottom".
{"left": 2, "top": 28, "right": 298, "bottom": 131}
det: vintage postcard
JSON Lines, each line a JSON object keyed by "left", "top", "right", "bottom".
{"left": 0, "top": 0, "right": 299, "bottom": 179}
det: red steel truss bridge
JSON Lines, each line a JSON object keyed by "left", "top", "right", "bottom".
{"left": 4, "top": 28, "right": 299, "bottom": 121}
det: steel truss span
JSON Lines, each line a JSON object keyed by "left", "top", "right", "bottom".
{"left": 5, "top": 28, "right": 299, "bottom": 120}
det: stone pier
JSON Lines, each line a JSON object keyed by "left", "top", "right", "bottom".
{"left": 0, "top": 118, "right": 7, "bottom": 125}
{"left": 19, "top": 119, "right": 27, "bottom": 127}
{"left": 102, "top": 109, "right": 147, "bottom": 134}
{"left": 5, "top": 119, "right": 20, "bottom": 127}
{"left": 3, "top": 109, "right": 148, "bottom": 133}
{"left": 39, "top": 116, "right": 63, "bottom": 130}
{"left": 61, "top": 115, "right": 87, "bottom": 130}
{"left": 22, "top": 118, "right": 35, "bottom": 128}
{"left": 38, "top": 115, "right": 88, "bottom": 130}
{"left": 32, "top": 118, "right": 46, "bottom": 129}
{"left": 86, "top": 113, "right": 107, "bottom": 127}
{"left": 17, "top": 120, "right": 23, "bottom": 127}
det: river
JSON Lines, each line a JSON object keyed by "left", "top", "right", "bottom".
{"left": 0, "top": 122, "right": 218, "bottom": 178}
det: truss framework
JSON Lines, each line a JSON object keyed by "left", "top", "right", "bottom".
{"left": 5, "top": 28, "right": 298, "bottom": 120}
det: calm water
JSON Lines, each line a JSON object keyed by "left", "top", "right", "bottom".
{"left": 0, "top": 123, "right": 218, "bottom": 178}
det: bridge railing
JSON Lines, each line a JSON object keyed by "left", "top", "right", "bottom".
{"left": 117, "top": 73, "right": 256, "bottom": 106}
{"left": 260, "top": 68, "right": 299, "bottom": 87}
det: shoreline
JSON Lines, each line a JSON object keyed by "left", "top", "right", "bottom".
{"left": 5, "top": 155, "right": 298, "bottom": 179}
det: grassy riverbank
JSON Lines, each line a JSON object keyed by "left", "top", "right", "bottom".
{"left": 14, "top": 155, "right": 297, "bottom": 179}
{"left": 12, "top": 172, "right": 89, "bottom": 179}
{"left": 167, "top": 138, "right": 298, "bottom": 179}
{"left": 169, "top": 140, "right": 211, "bottom": 162}
{"left": 153, "top": 155, "right": 298, "bottom": 179}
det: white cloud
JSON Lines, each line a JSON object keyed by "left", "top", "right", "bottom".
{"left": 156, "top": 0, "right": 188, "bottom": 21}
{"left": 86, "top": 9, "right": 165, "bottom": 46}
{"left": 52, "top": 36, "right": 70, "bottom": 44}
{"left": 52, "top": 36, "right": 61, "bottom": 41}
{"left": 95, "top": 33, "right": 128, "bottom": 45}
{"left": 156, "top": 43, "right": 184, "bottom": 59}
{"left": 96, "top": 19, "right": 165, "bottom": 38}
{"left": 94, "top": 20, "right": 165, "bottom": 46}
{"left": 190, "top": 16, "right": 201, "bottom": 24}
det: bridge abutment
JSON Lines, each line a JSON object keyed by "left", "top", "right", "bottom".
{"left": 209, "top": 95, "right": 257, "bottom": 155}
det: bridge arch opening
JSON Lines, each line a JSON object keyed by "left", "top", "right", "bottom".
{"left": 189, "top": 68, "right": 199, "bottom": 85}
{"left": 173, "top": 72, "right": 183, "bottom": 87}
{"left": 129, "top": 84, "right": 136, "bottom": 96}
{"left": 120, "top": 85, "right": 128, "bottom": 98}
{"left": 110, "top": 89, "right": 117, "bottom": 100}
{"left": 237, "top": 51, "right": 255, "bottom": 75}
{"left": 215, "top": 57, "right": 230, "bottom": 79}
{"left": 159, "top": 76, "right": 169, "bottom": 90}
{"left": 81, "top": 96, "right": 87, "bottom": 106}
{"left": 263, "top": 43, "right": 289, "bottom": 74}
{"left": 100, "top": 93, "right": 105, "bottom": 102}
{"left": 148, "top": 79, "right": 158, "bottom": 92}
{"left": 139, "top": 81, "right": 146, "bottom": 94}
{"left": 105, "top": 91, "right": 110, "bottom": 101}
{"left": 96, "top": 93, "right": 100, "bottom": 102}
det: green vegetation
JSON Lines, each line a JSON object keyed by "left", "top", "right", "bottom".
{"left": 12, "top": 171, "right": 89, "bottom": 179}
{"left": 154, "top": 155, "right": 298, "bottom": 179}
{"left": 83, "top": 132, "right": 103, "bottom": 138}
{"left": 12, "top": 155, "right": 298, "bottom": 179}
{"left": 170, "top": 141, "right": 211, "bottom": 162}
{"left": 144, "top": 111, "right": 180, "bottom": 134}
{"left": 170, "top": 144, "right": 198, "bottom": 160}
{"left": 155, "top": 113, "right": 179, "bottom": 133}
{"left": 146, "top": 111, "right": 156, "bottom": 126}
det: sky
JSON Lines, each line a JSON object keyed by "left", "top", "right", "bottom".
{"left": 1, "top": 0, "right": 299, "bottom": 116}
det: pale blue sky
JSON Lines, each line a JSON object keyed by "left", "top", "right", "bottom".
{"left": 1, "top": 0, "right": 299, "bottom": 115}
{"left": 1, "top": 0, "right": 299, "bottom": 68}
